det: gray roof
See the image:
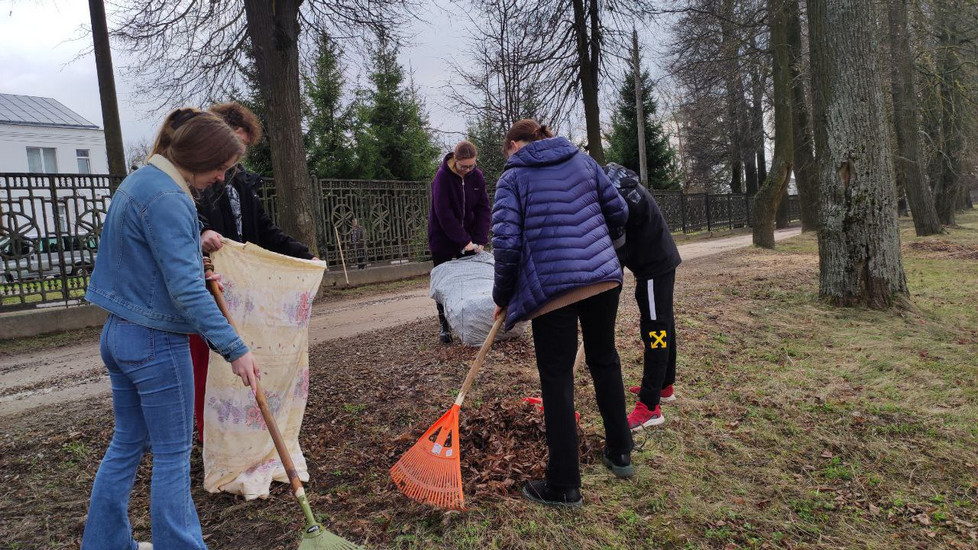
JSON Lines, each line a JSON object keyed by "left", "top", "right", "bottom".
{"left": 0, "top": 93, "right": 99, "bottom": 129}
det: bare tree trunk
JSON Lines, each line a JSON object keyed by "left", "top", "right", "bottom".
{"left": 786, "top": 0, "right": 818, "bottom": 232}
{"left": 888, "top": 0, "right": 942, "bottom": 235}
{"left": 633, "top": 28, "right": 648, "bottom": 186}
{"left": 753, "top": 0, "right": 793, "bottom": 248}
{"left": 89, "top": 0, "right": 126, "bottom": 182}
{"left": 721, "top": 0, "right": 744, "bottom": 194}
{"left": 809, "top": 0, "right": 908, "bottom": 308}
{"left": 243, "top": 0, "right": 318, "bottom": 256}
{"left": 573, "top": 0, "right": 604, "bottom": 163}
{"left": 775, "top": 187, "right": 790, "bottom": 228}
{"left": 750, "top": 53, "right": 767, "bottom": 192}
{"left": 934, "top": 33, "right": 963, "bottom": 226}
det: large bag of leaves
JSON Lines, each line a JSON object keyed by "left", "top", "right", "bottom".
{"left": 202, "top": 240, "right": 326, "bottom": 500}
{"left": 429, "top": 251, "right": 528, "bottom": 346}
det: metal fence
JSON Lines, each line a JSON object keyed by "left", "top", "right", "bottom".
{"left": 1, "top": 171, "right": 799, "bottom": 311}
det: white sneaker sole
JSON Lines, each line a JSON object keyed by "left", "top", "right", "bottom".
{"left": 660, "top": 394, "right": 677, "bottom": 403}
{"left": 630, "top": 414, "right": 665, "bottom": 431}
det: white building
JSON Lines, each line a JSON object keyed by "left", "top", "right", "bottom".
{"left": 0, "top": 93, "right": 109, "bottom": 174}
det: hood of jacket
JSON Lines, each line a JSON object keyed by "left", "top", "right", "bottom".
{"left": 503, "top": 136, "right": 580, "bottom": 171}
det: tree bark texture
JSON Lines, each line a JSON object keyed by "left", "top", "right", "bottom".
{"left": 750, "top": 50, "right": 767, "bottom": 193}
{"left": 89, "top": 0, "right": 127, "bottom": 182}
{"left": 573, "top": 0, "right": 604, "bottom": 164}
{"left": 243, "top": 0, "right": 319, "bottom": 257}
{"left": 934, "top": 29, "right": 963, "bottom": 226}
{"left": 721, "top": 0, "right": 744, "bottom": 194}
{"left": 753, "top": 0, "right": 793, "bottom": 249}
{"left": 808, "top": 0, "right": 908, "bottom": 308}
{"left": 786, "top": 0, "right": 819, "bottom": 232}
{"left": 888, "top": 0, "right": 942, "bottom": 236}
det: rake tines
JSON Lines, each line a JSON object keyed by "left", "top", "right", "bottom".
{"left": 390, "top": 404, "right": 464, "bottom": 510}
{"left": 390, "top": 312, "right": 506, "bottom": 510}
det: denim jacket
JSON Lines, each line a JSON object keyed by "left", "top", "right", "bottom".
{"left": 86, "top": 155, "right": 248, "bottom": 362}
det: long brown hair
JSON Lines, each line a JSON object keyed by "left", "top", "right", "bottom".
{"left": 209, "top": 102, "right": 263, "bottom": 147}
{"left": 502, "top": 119, "right": 554, "bottom": 156}
{"left": 150, "top": 108, "right": 244, "bottom": 172}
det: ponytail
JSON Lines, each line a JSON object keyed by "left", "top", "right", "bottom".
{"left": 503, "top": 119, "right": 553, "bottom": 155}
{"left": 150, "top": 107, "right": 244, "bottom": 173}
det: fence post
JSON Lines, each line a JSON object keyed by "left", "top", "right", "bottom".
{"left": 47, "top": 175, "right": 70, "bottom": 305}
{"left": 745, "top": 193, "right": 752, "bottom": 227}
{"left": 728, "top": 195, "right": 733, "bottom": 230}
{"left": 705, "top": 193, "right": 712, "bottom": 232}
{"left": 309, "top": 171, "right": 326, "bottom": 254}
{"left": 680, "top": 194, "right": 688, "bottom": 233}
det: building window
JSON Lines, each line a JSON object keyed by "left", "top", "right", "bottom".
{"left": 26, "top": 147, "right": 58, "bottom": 173}
{"left": 76, "top": 149, "right": 91, "bottom": 174}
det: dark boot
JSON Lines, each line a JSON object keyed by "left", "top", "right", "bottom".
{"left": 601, "top": 447, "right": 634, "bottom": 478}
{"left": 522, "top": 479, "right": 582, "bottom": 507}
{"left": 437, "top": 303, "right": 452, "bottom": 344}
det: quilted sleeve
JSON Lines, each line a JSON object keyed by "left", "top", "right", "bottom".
{"left": 491, "top": 171, "right": 523, "bottom": 308}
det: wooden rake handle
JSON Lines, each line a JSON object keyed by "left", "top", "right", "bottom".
{"left": 203, "top": 259, "right": 306, "bottom": 497}
{"left": 454, "top": 309, "right": 506, "bottom": 407}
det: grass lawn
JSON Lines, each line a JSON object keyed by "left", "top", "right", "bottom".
{"left": 0, "top": 212, "right": 975, "bottom": 549}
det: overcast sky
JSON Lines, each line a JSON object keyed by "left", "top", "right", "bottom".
{"left": 0, "top": 1, "right": 668, "bottom": 156}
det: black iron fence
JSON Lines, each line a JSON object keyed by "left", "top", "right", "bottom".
{"left": 1, "top": 173, "right": 119, "bottom": 311}
{"left": 1, "top": 171, "right": 799, "bottom": 311}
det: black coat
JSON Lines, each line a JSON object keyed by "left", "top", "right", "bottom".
{"left": 195, "top": 166, "right": 314, "bottom": 260}
{"left": 604, "top": 163, "right": 681, "bottom": 278}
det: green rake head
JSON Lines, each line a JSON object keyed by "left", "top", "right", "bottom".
{"left": 296, "top": 492, "right": 362, "bottom": 550}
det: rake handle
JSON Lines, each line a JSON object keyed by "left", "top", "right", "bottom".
{"left": 203, "top": 260, "right": 305, "bottom": 496}
{"left": 454, "top": 310, "right": 506, "bottom": 407}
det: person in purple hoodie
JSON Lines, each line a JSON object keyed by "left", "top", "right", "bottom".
{"left": 427, "top": 140, "right": 491, "bottom": 343}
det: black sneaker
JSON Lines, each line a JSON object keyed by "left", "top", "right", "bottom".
{"left": 439, "top": 329, "right": 452, "bottom": 344}
{"left": 522, "top": 479, "right": 583, "bottom": 508}
{"left": 601, "top": 448, "right": 634, "bottom": 478}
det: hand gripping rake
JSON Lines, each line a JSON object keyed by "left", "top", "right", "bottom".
{"left": 203, "top": 258, "right": 359, "bottom": 550}
{"left": 390, "top": 310, "right": 506, "bottom": 510}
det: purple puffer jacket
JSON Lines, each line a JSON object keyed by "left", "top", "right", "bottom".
{"left": 427, "top": 153, "right": 491, "bottom": 259}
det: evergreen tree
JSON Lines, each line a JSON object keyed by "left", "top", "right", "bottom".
{"left": 606, "top": 68, "right": 682, "bottom": 190}
{"left": 466, "top": 113, "right": 506, "bottom": 187}
{"left": 303, "top": 32, "right": 356, "bottom": 178}
{"left": 352, "top": 37, "right": 439, "bottom": 181}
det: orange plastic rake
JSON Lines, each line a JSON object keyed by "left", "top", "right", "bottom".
{"left": 390, "top": 311, "right": 506, "bottom": 510}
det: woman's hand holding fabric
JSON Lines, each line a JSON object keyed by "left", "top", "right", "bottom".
{"left": 201, "top": 230, "right": 224, "bottom": 254}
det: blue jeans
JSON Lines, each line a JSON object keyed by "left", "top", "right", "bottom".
{"left": 82, "top": 314, "right": 206, "bottom": 549}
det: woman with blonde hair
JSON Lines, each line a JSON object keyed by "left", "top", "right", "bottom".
{"left": 82, "top": 107, "right": 260, "bottom": 549}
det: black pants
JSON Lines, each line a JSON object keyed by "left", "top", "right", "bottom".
{"left": 635, "top": 270, "right": 677, "bottom": 407}
{"left": 531, "top": 286, "right": 633, "bottom": 489}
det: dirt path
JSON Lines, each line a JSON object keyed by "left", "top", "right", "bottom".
{"left": 0, "top": 227, "right": 800, "bottom": 417}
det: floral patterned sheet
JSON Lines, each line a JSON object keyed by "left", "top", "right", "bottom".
{"left": 202, "top": 240, "right": 326, "bottom": 500}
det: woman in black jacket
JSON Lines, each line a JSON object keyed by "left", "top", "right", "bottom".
{"left": 190, "top": 102, "right": 316, "bottom": 443}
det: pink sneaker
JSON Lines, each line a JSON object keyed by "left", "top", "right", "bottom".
{"left": 660, "top": 384, "right": 676, "bottom": 402}
{"left": 628, "top": 385, "right": 640, "bottom": 395}
{"left": 628, "top": 402, "right": 664, "bottom": 430}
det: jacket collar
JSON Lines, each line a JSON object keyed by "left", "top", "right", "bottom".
{"left": 147, "top": 154, "right": 193, "bottom": 198}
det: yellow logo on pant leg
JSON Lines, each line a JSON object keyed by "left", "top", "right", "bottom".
{"left": 648, "top": 330, "right": 668, "bottom": 349}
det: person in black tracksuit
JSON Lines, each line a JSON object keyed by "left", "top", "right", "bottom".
{"left": 603, "top": 163, "right": 682, "bottom": 430}
{"left": 194, "top": 167, "right": 315, "bottom": 260}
